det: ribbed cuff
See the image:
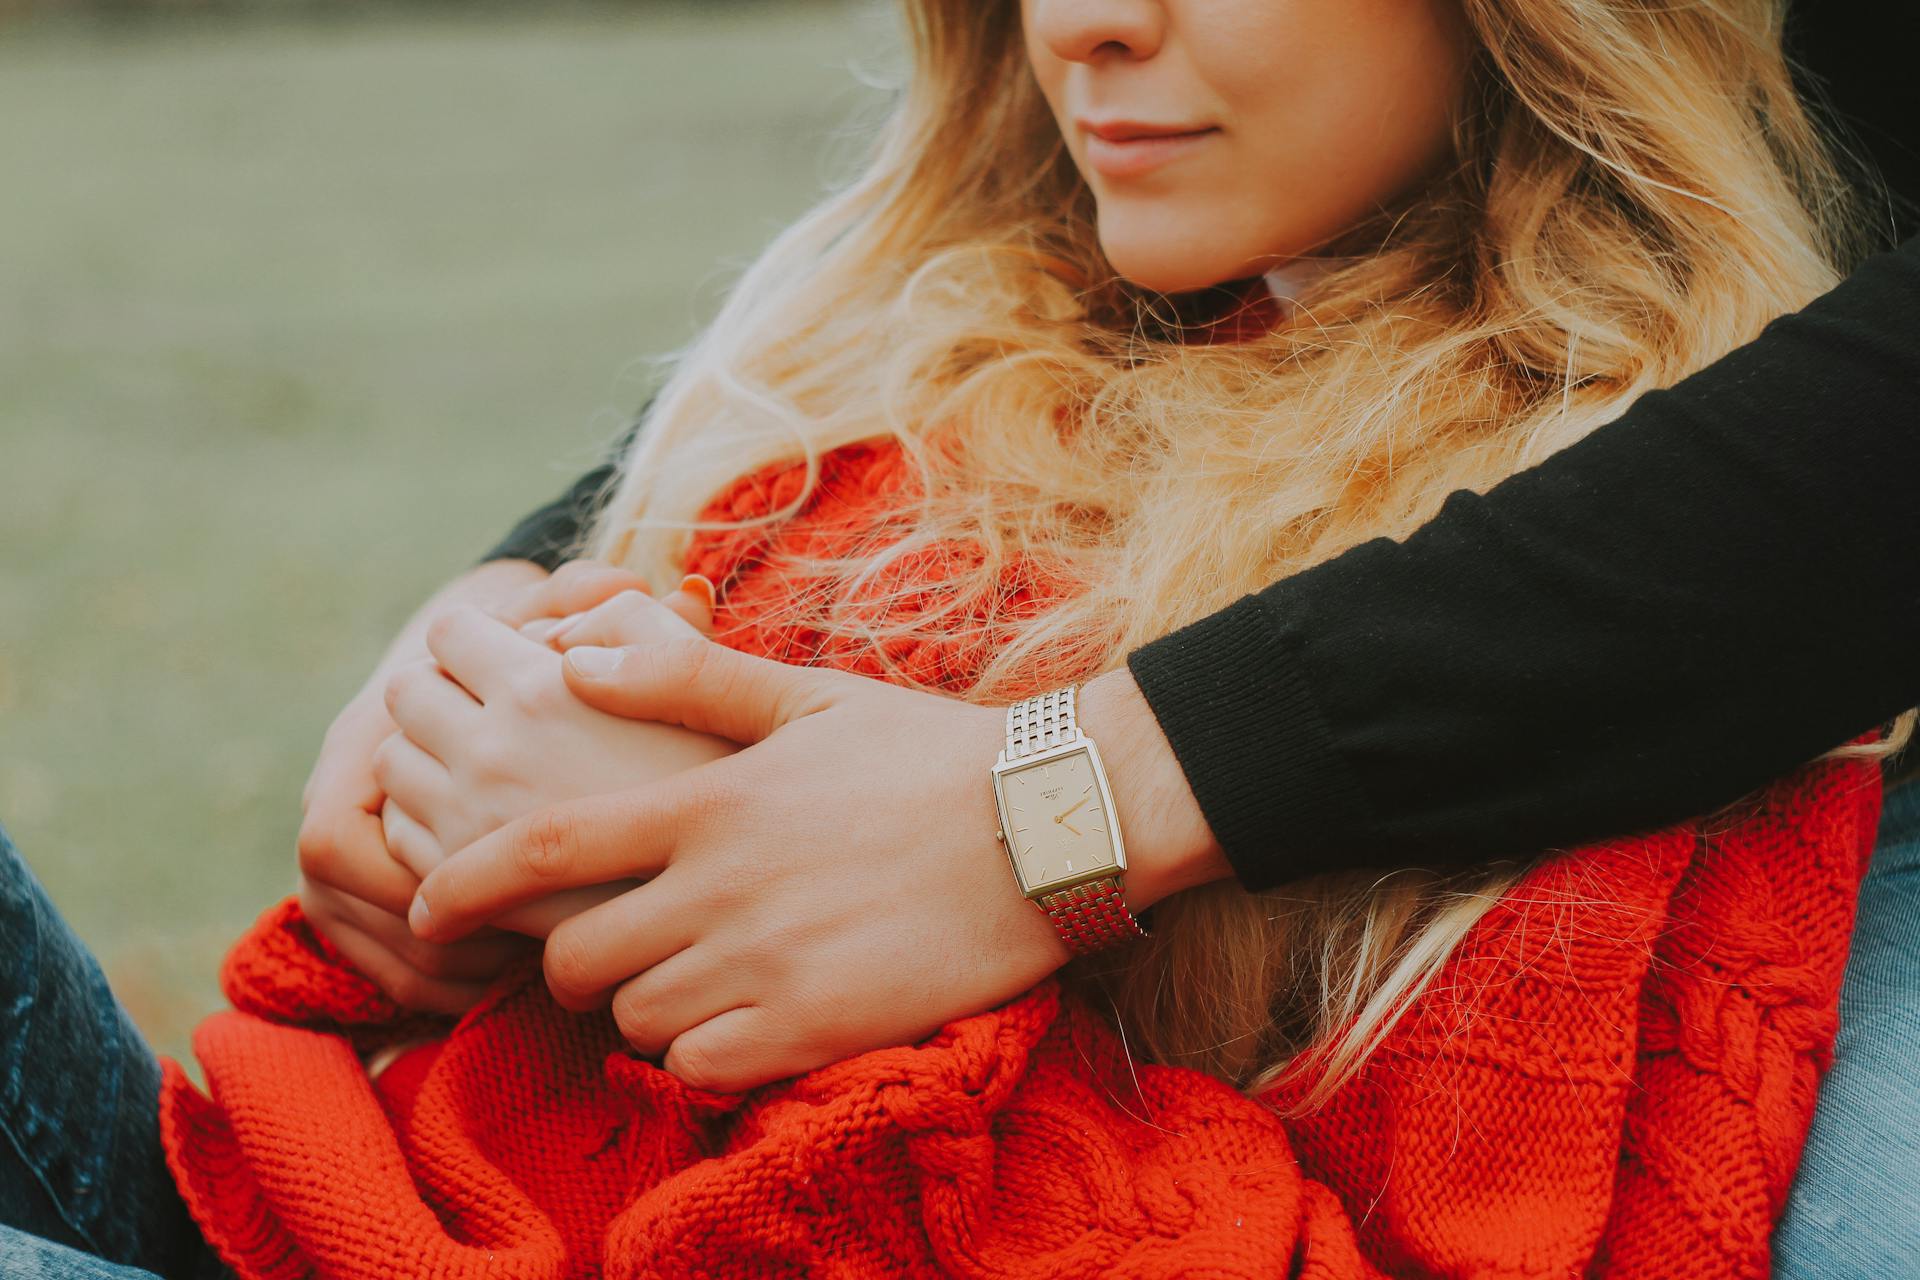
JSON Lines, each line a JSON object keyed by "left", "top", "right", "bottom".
{"left": 1125, "top": 592, "right": 1369, "bottom": 891}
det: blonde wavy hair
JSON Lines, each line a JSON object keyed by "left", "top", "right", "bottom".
{"left": 585, "top": 0, "right": 1906, "bottom": 1108}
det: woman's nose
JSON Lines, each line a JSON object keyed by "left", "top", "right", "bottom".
{"left": 1026, "top": 0, "right": 1167, "bottom": 65}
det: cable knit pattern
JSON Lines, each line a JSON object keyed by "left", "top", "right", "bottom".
{"left": 158, "top": 280, "right": 1882, "bottom": 1277}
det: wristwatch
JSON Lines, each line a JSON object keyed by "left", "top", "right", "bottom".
{"left": 990, "top": 683, "right": 1149, "bottom": 955}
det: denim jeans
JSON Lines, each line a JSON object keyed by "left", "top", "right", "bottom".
{"left": 1774, "top": 774, "right": 1920, "bottom": 1277}
{"left": 0, "top": 822, "right": 232, "bottom": 1280}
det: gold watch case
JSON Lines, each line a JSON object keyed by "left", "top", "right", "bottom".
{"left": 991, "top": 737, "right": 1128, "bottom": 899}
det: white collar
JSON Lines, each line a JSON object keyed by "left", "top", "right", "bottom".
{"left": 1261, "top": 257, "right": 1334, "bottom": 311}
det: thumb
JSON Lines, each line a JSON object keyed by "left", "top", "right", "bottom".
{"left": 563, "top": 636, "right": 834, "bottom": 744}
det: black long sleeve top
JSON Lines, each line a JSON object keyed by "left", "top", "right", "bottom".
{"left": 483, "top": 6, "right": 1920, "bottom": 892}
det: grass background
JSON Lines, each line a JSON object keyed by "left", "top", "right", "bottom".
{"left": 0, "top": 0, "right": 896, "bottom": 1065}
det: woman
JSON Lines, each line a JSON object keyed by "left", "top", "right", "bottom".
{"left": 4, "top": 0, "right": 1906, "bottom": 1276}
{"left": 384, "top": 0, "right": 1905, "bottom": 1094}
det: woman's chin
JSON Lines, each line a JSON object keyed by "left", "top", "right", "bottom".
{"left": 1101, "top": 236, "right": 1266, "bottom": 298}
{"left": 1110, "top": 259, "right": 1228, "bottom": 297}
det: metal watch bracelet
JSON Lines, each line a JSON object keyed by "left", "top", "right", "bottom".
{"left": 1001, "top": 684, "right": 1149, "bottom": 956}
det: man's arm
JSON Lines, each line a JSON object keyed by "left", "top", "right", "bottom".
{"left": 1129, "top": 234, "right": 1920, "bottom": 889}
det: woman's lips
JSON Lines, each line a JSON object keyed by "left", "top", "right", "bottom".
{"left": 1083, "top": 128, "right": 1219, "bottom": 179}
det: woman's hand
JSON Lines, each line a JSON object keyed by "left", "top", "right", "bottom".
{"left": 375, "top": 581, "right": 736, "bottom": 938}
{"left": 297, "top": 675, "right": 539, "bottom": 1013}
{"left": 406, "top": 635, "right": 1230, "bottom": 1094}
{"left": 296, "top": 558, "right": 689, "bottom": 1009}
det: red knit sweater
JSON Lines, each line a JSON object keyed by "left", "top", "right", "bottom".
{"left": 159, "top": 283, "right": 1882, "bottom": 1278}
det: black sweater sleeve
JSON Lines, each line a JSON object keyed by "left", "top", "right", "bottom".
{"left": 1128, "top": 233, "right": 1920, "bottom": 889}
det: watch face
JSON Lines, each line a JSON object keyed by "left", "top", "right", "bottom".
{"left": 995, "top": 746, "right": 1120, "bottom": 894}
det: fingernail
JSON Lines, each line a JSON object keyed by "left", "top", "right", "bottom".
{"left": 678, "top": 573, "right": 717, "bottom": 613}
{"left": 408, "top": 893, "right": 433, "bottom": 938}
{"left": 565, "top": 646, "right": 627, "bottom": 679}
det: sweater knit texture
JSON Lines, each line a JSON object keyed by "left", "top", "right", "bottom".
{"left": 159, "top": 282, "right": 1883, "bottom": 1278}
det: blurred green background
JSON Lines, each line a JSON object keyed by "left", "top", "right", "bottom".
{"left": 0, "top": 0, "right": 897, "bottom": 1065}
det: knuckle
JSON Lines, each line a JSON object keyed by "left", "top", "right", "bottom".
{"left": 384, "top": 661, "right": 432, "bottom": 711}
{"left": 664, "top": 1037, "right": 726, "bottom": 1092}
{"left": 607, "top": 588, "right": 653, "bottom": 616}
{"left": 665, "top": 635, "right": 721, "bottom": 689}
{"left": 368, "top": 738, "right": 398, "bottom": 787}
{"left": 424, "top": 609, "right": 461, "bottom": 655}
{"left": 296, "top": 816, "right": 342, "bottom": 880}
{"left": 542, "top": 926, "right": 600, "bottom": 1004}
{"left": 610, "top": 991, "right": 659, "bottom": 1048}
{"left": 513, "top": 808, "right": 580, "bottom": 881}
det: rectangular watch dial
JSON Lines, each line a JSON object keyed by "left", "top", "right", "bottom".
{"left": 995, "top": 746, "right": 1120, "bottom": 895}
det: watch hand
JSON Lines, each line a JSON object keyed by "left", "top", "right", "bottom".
{"left": 1061, "top": 820, "right": 1082, "bottom": 837}
{"left": 1057, "top": 795, "right": 1091, "bottom": 821}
